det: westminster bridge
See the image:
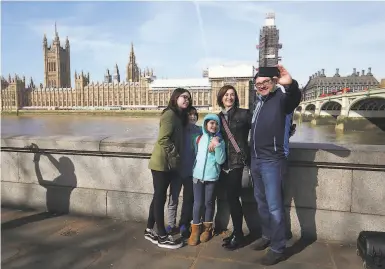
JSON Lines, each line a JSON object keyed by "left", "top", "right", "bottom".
{"left": 295, "top": 88, "right": 385, "bottom": 131}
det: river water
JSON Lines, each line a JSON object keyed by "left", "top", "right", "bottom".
{"left": 1, "top": 115, "right": 385, "bottom": 145}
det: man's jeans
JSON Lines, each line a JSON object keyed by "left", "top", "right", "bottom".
{"left": 167, "top": 176, "right": 193, "bottom": 227}
{"left": 250, "top": 158, "right": 287, "bottom": 253}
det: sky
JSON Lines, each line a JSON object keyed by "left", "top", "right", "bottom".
{"left": 1, "top": 1, "right": 385, "bottom": 87}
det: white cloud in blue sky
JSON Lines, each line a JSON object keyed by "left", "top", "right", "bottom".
{"left": 2, "top": 1, "right": 385, "bottom": 87}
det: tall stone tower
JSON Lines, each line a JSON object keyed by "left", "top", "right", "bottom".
{"left": 126, "top": 43, "right": 140, "bottom": 82}
{"left": 257, "top": 13, "right": 282, "bottom": 67}
{"left": 43, "top": 23, "right": 71, "bottom": 88}
{"left": 113, "top": 63, "right": 121, "bottom": 83}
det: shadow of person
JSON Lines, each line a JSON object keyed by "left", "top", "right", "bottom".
{"left": 284, "top": 142, "right": 351, "bottom": 258}
{"left": 34, "top": 151, "right": 77, "bottom": 214}
{"left": 2, "top": 144, "right": 77, "bottom": 230}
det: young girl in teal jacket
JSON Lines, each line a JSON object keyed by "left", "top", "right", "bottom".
{"left": 188, "top": 114, "right": 226, "bottom": 246}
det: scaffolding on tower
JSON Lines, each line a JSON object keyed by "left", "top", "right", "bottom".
{"left": 256, "top": 12, "right": 283, "bottom": 67}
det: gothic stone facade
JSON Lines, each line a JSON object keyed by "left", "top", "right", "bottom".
{"left": 1, "top": 25, "right": 253, "bottom": 111}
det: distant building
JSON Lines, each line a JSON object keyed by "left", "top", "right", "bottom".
{"left": 150, "top": 78, "right": 211, "bottom": 109}
{"left": 302, "top": 68, "right": 380, "bottom": 101}
{"left": 0, "top": 24, "right": 254, "bottom": 112}
{"left": 43, "top": 23, "right": 71, "bottom": 88}
{"left": 257, "top": 13, "right": 282, "bottom": 67}
{"left": 208, "top": 64, "right": 254, "bottom": 110}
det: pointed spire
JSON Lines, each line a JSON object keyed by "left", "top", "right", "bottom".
{"left": 65, "top": 36, "right": 70, "bottom": 48}
{"left": 29, "top": 77, "right": 35, "bottom": 88}
{"left": 54, "top": 22, "right": 59, "bottom": 42}
{"left": 129, "top": 42, "right": 135, "bottom": 62}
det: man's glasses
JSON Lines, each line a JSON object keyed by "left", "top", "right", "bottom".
{"left": 255, "top": 79, "right": 273, "bottom": 89}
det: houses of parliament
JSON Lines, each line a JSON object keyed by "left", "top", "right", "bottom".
{"left": 0, "top": 26, "right": 254, "bottom": 112}
{"left": 1, "top": 19, "right": 381, "bottom": 112}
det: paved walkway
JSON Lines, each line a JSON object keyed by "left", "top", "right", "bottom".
{"left": 1, "top": 207, "right": 363, "bottom": 269}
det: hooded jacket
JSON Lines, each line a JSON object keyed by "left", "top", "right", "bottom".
{"left": 250, "top": 80, "right": 301, "bottom": 160}
{"left": 192, "top": 114, "right": 226, "bottom": 181}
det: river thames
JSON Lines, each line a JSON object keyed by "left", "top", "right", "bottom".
{"left": 1, "top": 115, "right": 385, "bottom": 145}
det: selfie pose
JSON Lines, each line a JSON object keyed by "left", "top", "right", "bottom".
{"left": 212, "top": 85, "right": 252, "bottom": 250}
{"left": 144, "top": 88, "right": 192, "bottom": 250}
{"left": 188, "top": 114, "right": 226, "bottom": 246}
{"left": 250, "top": 65, "right": 301, "bottom": 265}
{"left": 166, "top": 106, "right": 201, "bottom": 237}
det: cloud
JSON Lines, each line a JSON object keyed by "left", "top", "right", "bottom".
{"left": 138, "top": 3, "right": 186, "bottom": 44}
{"left": 199, "top": 1, "right": 275, "bottom": 25}
{"left": 27, "top": 20, "right": 131, "bottom": 80}
{"left": 196, "top": 1, "right": 385, "bottom": 85}
{"left": 4, "top": 1, "right": 385, "bottom": 87}
{"left": 194, "top": 57, "right": 255, "bottom": 71}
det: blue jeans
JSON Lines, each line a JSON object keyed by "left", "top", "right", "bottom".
{"left": 250, "top": 158, "right": 287, "bottom": 253}
{"left": 192, "top": 180, "right": 216, "bottom": 224}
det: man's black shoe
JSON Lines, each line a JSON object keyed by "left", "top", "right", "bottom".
{"left": 252, "top": 237, "right": 271, "bottom": 251}
{"left": 222, "top": 234, "right": 244, "bottom": 250}
{"left": 260, "top": 249, "right": 285, "bottom": 266}
{"left": 222, "top": 232, "right": 234, "bottom": 244}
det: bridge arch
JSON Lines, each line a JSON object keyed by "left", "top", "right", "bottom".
{"left": 321, "top": 101, "right": 342, "bottom": 111}
{"left": 305, "top": 104, "right": 315, "bottom": 111}
{"left": 295, "top": 106, "right": 303, "bottom": 112}
{"left": 349, "top": 97, "right": 385, "bottom": 111}
{"left": 348, "top": 97, "right": 385, "bottom": 118}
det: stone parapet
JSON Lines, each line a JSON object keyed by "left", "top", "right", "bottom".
{"left": 1, "top": 135, "right": 385, "bottom": 242}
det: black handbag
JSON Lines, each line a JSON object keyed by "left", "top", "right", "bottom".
{"left": 220, "top": 115, "right": 253, "bottom": 188}
{"left": 357, "top": 231, "right": 385, "bottom": 269}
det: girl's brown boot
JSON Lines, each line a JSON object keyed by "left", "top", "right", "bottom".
{"left": 200, "top": 222, "right": 213, "bottom": 243}
{"left": 187, "top": 223, "right": 201, "bottom": 246}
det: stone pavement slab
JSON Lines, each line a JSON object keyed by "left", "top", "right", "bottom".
{"left": 1, "top": 207, "right": 364, "bottom": 269}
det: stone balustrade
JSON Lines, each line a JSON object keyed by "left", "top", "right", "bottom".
{"left": 1, "top": 134, "right": 385, "bottom": 242}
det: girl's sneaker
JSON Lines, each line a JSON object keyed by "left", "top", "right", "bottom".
{"left": 144, "top": 228, "right": 158, "bottom": 244}
{"left": 157, "top": 234, "right": 183, "bottom": 249}
{"left": 166, "top": 225, "right": 178, "bottom": 235}
{"left": 180, "top": 224, "right": 191, "bottom": 238}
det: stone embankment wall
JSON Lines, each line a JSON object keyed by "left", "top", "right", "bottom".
{"left": 1, "top": 135, "right": 385, "bottom": 242}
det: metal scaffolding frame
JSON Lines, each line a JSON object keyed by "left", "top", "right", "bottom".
{"left": 256, "top": 13, "right": 282, "bottom": 67}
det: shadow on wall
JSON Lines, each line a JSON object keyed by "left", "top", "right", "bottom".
{"left": 2, "top": 143, "right": 77, "bottom": 230}
{"left": 213, "top": 143, "right": 351, "bottom": 254}
{"left": 284, "top": 143, "right": 351, "bottom": 255}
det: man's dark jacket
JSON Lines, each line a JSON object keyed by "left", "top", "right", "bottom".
{"left": 218, "top": 107, "right": 252, "bottom": 169}
{"left": 250, "top": 80, "right": 302, "bottom": 160}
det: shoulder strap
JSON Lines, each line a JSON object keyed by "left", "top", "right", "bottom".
{"left": 220, "top": 115, "right": 241, "bottom": 153}
{"left": 196, "top": 134, "right": 202, "bottom": 144}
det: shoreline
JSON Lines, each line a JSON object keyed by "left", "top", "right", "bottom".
{"left": 1, "top": 110, "right": 213, "bottom": 117}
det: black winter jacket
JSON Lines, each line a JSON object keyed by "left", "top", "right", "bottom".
{"left": 218, "top": 107, "right": 252, "bottom": 170}
{"left": 250, "top": 80, "right": 302, "bottom": 160}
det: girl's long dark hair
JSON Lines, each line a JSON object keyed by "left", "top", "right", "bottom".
{"left": 162, "top": 88, "right": 192, "bottom": 126}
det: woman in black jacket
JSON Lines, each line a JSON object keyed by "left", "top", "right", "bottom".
{"left": 211, "top": 84, "right": 252, "bottom": 250}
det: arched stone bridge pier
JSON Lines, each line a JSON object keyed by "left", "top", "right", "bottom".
{"left": 295, "top": 88, "right": 385, "bottom": 131}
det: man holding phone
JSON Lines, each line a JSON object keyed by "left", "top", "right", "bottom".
{"left": 250, "top": 65, "right": 301, "bottom": 266}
